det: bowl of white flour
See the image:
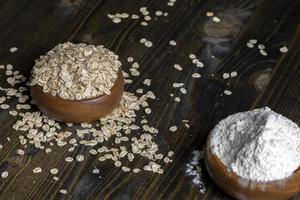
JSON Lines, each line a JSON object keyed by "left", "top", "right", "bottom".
{"left": 205, "top": 107, "right": 300, "bottom": 200}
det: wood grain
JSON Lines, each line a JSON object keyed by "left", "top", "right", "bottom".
{"left": 0, "top": 0, "right": 299, "bottom": 199}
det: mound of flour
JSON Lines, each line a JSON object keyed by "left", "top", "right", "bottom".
{"left": 209, "top": 107, "right": 300, "bottom": 182}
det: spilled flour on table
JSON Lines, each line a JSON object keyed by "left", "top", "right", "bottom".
{"left": 185, "top": 150, "right": 206, "bottom": 193}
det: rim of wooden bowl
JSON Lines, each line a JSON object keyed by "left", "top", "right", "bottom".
{"left": 205, "top": 137, "right": 300, "bottom": 200}
{"left": 33, "top": 69, "right": 123, "bottom": 102}
{"left": 30, "top": 69, "right": 124, "bottom": 123}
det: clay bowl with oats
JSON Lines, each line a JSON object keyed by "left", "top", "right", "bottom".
{"left": 30, "top": 69, "right": 124, "bottom": 123}
{"left": 205, "top": 140, "right": 300, "bottom": 200}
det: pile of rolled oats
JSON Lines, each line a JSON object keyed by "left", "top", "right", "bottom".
{"left": 30, "top": 42, "right": 120, "bottom": 100}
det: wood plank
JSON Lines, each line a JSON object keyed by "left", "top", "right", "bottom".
{"left": 0, "top": 0, "right": 106, "bottom": 199}
{"left": 253, "top": 26, "right": 300, "bottom": 121}
{"left": 0, "top": 0, "right": 299, "bottom": 199}
{"left": 71, "top": 0, "right": 300, "bottom": 199}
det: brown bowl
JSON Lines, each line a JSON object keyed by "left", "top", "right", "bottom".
{"left": 205, "top": 142, "right": 300, "bottom": 200}
{"left": 30, "top": 69, "right": 124, "bottom": 123}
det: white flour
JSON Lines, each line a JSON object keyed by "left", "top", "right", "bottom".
{"left": 209, "top": 107, "right": 300, "bottom": 182}
{"left": 186, "top": 150, "right": 206, "bottom": 193}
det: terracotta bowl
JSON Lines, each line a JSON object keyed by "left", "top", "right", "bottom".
{"left": 30, "top": 69, "right": 124, "bottom": 123}
{"left": 205, "top": 141, "right": 300, "bottom": 200}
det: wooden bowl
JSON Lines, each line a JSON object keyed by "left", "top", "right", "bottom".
{"left": 205, "top": 142, "right": 300, "bottom": 200}
{"left": 30, "top": 69, "right": 124, "bottom": 123}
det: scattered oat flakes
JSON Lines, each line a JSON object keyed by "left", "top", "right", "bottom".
{"left": 114, "top": 161, "right": 122, "bottom": 167}
{"left": 0, "top": 97, "right": 6, "bottom": 104}
{"left": 259, "top": 49, "right": 268, "bottom": 56}
{"left": 192, "top": 73, "right": 201, "bottom": 78}
{"left": 130, "top": 69, "right": 140, "bottom": 76}
{"left": 131, "top": 14, "right": 139, "bottom": 19}
{"left": 222, "top": 73, "right": 230, "bottom": 79}
{"left": 112, "top": 17, "right": 122, "bottom": 23}
{"left": 279, "top": 46, "right": 288, "bottom": 53}
{"left": 133, "top": 168, "right": 141, "bottom": 173}
{"left": 121, "top": 166, "right": 131, "bottom": 172}
{"left": 0, "top": 104, "right": 10, "bottom": 109}
{"left": 7, "top": 55, "right": 169, "bottom": 176}
{"left": 17, "top": 149, "right": 25, "bottom": 155}
{"left": 92, "top": 168, "right": 100, "bottom": 174}
{"left": 192, "top": 59, "right": 204, "bottom": 68}
{"left": 189, "top": 54, "right": 196, "bottom": 59}
{"left": 145, "top": 40, "right": 153, "bottom": 48}
{"left": 140, "top": 38, "right": 147, "bottom": 44}
{"left": 206, "top": 12, "right": 214, "bottom": 17}
{"left": 164, "top": 157, "right": 171, "bottom": 163}
{"left": 155, "top": 11, "right": 163, "bottom": 16}
{"left": 65, "top": 157, "right": 74, "bottom": 162}
{"left": 173, "top": 83, "right": 184, "bottom": 88}
{"left": 139, "top": 7, "right": 148, "bottom": 14}
{"left": 212, "top": 16, "right": 221, "bottom": 22}
{"left": 1, "top": 171, "right": 8, "bottom": 179}
{"left": 45, "top": 148, "right": 52, "bottom": 153}
{"left": 173, "top": 64, "right": 183, "bottom": 71}
{"left": 258, "top": 44, "right": 265, "bottom": 50}
{"left": 180, "top": 88, "right": 187, "bottom": 94}
{"left": 174, "top": 97, "right": 180, "bottom": 102}
{"left": 184, "top": 123, "right": 190, "bottom": 128}
{"left": 144, "top": 15, "right": 151, "bottom": 21}
{"left": 136, "top": 88, "right": 143, "bottom": 94}
{"left": 143, "top": 79, "right": 151, "bottom": 86}
{"left": 9, "top": 110, "right": 18, "bottom": 116}
{"left": 127, "top": 57, "right": 134, "bottom": 62}
{"left": 224, "top": 90, "right": 232, "bottom": 95}
{"left": 168, "top": 151, "right": 174, "bottom": 157}
{"left": 167, "top": 2, "right": 174, "bottom": 6}
{"left": 33, "top": 167, "right": 42, "bottom": 173}
{"left": 249, "top": 39, "right": 257, "bottom": 44}
{"left": 50, "top": 168, "right": 59, "bottom": 175}
{"left": 9, "top": 47, "right": 18, "bottom": 53}
{"left": 246, "top": 43, "right": 254, "bottom": 48}
{"left": 89, "top": 149, "right": 98, "bottom": 155}
{"left": 169, "top": 126, "right": 178, "bottom": 132}
{"left": 145, "top": 108, "right": 151, "bottom": 114}
{"left": 98, "top": 156, "right": 106, "bottom": 162}
{"left": 141, "top": 21, "right": 148, "bottom": 26}
{"left": 59, "top": 189, "right": 67, "bottom": 194}
{"left": 230, "top": 71, "right": 238, "bottom": 77}
{"left": 196, "top": 62, "right": 203, "bottom": 68}
{"left": 132, "top": 62, "right": 139, "bottom": 69}
{"left": 169, "top": 40, "right": 177, "bottom": 46}
{"left": 6, "top": 64, "right": 13, "bottom": 70}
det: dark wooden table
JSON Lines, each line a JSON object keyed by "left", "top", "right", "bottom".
{"left": 0, "top": 0, "right": 299, "bottom": 199}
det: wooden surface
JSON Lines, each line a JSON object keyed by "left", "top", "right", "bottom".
{"left": 0, "top": 0, "right": 300, "bottom": 199}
